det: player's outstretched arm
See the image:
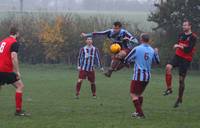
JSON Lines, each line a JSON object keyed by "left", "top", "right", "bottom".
{"left": 81, "top": 29, "right": 111, "bottom": 38}
{"left": 124, "top": 48, "right": 136, "bottom": 63}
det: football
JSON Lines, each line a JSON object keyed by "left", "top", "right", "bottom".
{"left": 110, "top": 43, "right": 121, "bottom": 53}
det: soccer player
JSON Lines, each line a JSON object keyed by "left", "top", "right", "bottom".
{"left": 163, "top": 20, "right": 197, "bottom": 108}
{"left": 0, "top": 27, "right": 29, "bottom": 116}
{"left": 75, "top": 37, "right": 103, "bottom": 99}
{"left": 124, "top": 33, "right": 160, "bottom": 118}
{"left": 81, "top": 21, "right": 139, "bottom": 77}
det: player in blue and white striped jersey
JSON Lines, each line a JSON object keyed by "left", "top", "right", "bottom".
{"left": 75, "top": 37, "right": 103, "bottom": 99}
{"left": 124, "top": 33, "right": 160, "bottom": 118}
{"left": 81, "top": 21, "right": 139, "bottom": 77}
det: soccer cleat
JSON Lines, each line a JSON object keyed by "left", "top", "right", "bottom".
{"left": 163, "top": 89, "right": 173, "bottom": 96}
{"left": 92, "top": 96, "right": 97, "bottom": 99}
{"left": 15, "top": 110, "right": 30, "bottom": 117}
{"left": 75, "top": 95, "right": 80, "bottom": 99}
{"left": 131, "top": 112, "right": 145, "bottom": 119}
{"left": 104, "top": 71, "right": 111, "bottom": 77}
{"left": 173, "top": 99, "right": 182, "bottom": 108}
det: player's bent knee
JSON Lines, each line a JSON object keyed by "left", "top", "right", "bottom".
{"left": 14, "top": 80, "right": 24, "bottom": 91}
{"left": 130, "top": 93, "right": 138, "bottom": 101}
{"left": 166, "top": 64, "right": 172, "bottom": 73}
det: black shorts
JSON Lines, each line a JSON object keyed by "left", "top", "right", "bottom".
{"left": 0, "top": 72, "right": 19, "bottom": 85}
{"left": 168, "top": 55, "right": 191, "bottom": 76}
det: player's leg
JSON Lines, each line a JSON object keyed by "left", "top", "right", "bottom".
{"left": 174, "top": 61, "right": 190, "bottom": 108}
{"left": 104, "top": 50, "right": 127, "bottom": 77}
{"left": 164, "top": 64, "right": 173, "bottom": 95}
{"left": 130, "top": 81, "right": 146, "bottom": 118}
{"left": 88, "top": 71, "right": 96, "bottom": 98}
{"left": 164, "top": 56, "right": 179, "bottom": 95}
{"left": 75, "top": 70, "right": 85, "bottom": 98}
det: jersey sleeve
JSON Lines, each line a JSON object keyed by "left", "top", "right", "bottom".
{"left": 124, "top": 48, "right": 136, "bottom": 63}
{"left": 183, "top": 35, "right": 197, "bottom": 53}
{"left": 94, "top": 48, "right": 102, "bottom": 68}
{"left": 10, "top": 42, "right": 19, "bottom": 53}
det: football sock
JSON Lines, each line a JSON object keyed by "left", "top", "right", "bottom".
{"left": 91, "top": 84, "right": 96, "bottom": 96}
{"left": 133, "top": 99, "right": 144, "bottom": 116}
{"left": 15, "top": 92, "right": 22, "bottom": 112}
{"left": 165, "top": 73, "right": 172, "bottom": 89}
{"left": 139, "top": 96, "right": 143, "bottom": 106}
{"left": 76, "top": 82, "right": 82, "bottom": 96}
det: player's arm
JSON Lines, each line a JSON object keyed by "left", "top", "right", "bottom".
{"left": 152, "top": 48, "right": 160, "bottom": 64}
{"left": 11, "top": 42, "right": 20, "bottom": 77}
{"left": 124, "top": 48, "right": 136, "bottom": 63}
{"left": 81, "top": 29, "right": 111, "bottom": 38}
{"left": 124, "top": 30, "right": 139, "bottom": 48}
{"left": 77, "top": 48, "right": 84, "bottom": 70}
{"left": 183, "top": 36, "right": 197, "bottom": 53}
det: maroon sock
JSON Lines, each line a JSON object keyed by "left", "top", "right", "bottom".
{"left": 91, "top": 84, "right": 96, "bottom": 96}
{"left": 139, "top": 96, "right": 143, "bottom": 106}
{"left": 15, "top": 92, "right": 23, "bottom": 112}
{"left": 76, "top": 82, "right": 82, "bottom": 96}
{"left": 133, "top": 99, "right": 144, "bottom": 116}
{"left": 165, "top": 73, "right": 172, "bottom": 89}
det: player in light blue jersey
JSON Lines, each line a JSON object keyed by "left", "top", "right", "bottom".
{"left": 124, "top": 33, "right": 160, "bottom": 119}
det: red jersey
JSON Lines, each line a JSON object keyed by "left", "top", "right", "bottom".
{"left": 0, "top": 36, "right": 17, "bottom": 72}
{"left": 175, "top": 32, "right": 197, "bottom": 62}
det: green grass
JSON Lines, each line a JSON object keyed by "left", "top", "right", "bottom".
{"left": 0, "top": 65, "right": 200, "bottom": 128}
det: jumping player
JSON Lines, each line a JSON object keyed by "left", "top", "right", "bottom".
{"left": 0, "top": 27, "right": 29, "bottom": 116}
{"left": 75, "top": 37, "right": 103, "bottom": 99}
{"left": 124, "top": 33, "right": 160, "bottom": 118}
{"left": 81, "top": 21, "right": 139, "bottom": 77}
{"left": 163, "top": 20, "right": 197, "bottom": 108}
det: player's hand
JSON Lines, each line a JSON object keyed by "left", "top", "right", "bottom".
{"left": 173, "top": 44, "right": 183, "bottom": 49}
{"left": 154, "top": 48, "right": 159, "bottom": 53}
{"left": 80, "top": 33, "right": 87, "bottom": 38}
{"left": 123, "top": 37, "right": 130, "bottom": 41}
{"left": 77, "top": 66, "right": 81, "bottom": 71}
{"left": 16, "top": 72, "right": 21, "bottom": 80}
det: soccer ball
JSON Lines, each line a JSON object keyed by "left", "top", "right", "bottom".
{"left": 110, "top": 43, "right": 121, "bottom": 54}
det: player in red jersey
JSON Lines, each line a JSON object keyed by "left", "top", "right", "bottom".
{"left": 163, "top": 20, "right": 198, "bottom": 108}
{"left": 0, "top": 27, "right": 29, "bottom": 116}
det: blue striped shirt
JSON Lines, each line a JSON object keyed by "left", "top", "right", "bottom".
{"left": 124, "top": 43, "right": 160, "bottom": 82}
{"left": 78, "top": 45, "right": 102, "bottom": 71}
{"left": 86, "top": 28, "right": 139, "bottom": 49}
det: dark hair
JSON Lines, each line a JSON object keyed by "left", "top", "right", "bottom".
{"left": 140, "top": 33, "right": 150, "bottom": 42}
{"left": 113, "top": 21, "right": 122, "bottom": 27}
{"left": 10, "top": 27, "right": 19, "bottom": 35}
{"left": 183, "top": 19, "right": 192, "bottom": 26}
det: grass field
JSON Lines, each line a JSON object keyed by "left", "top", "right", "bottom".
{"left": 0, "top": 65, "right": 200, "bottom": 128}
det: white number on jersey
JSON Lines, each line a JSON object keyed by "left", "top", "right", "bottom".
{"left": 0, "top": 42, "right": 6, "bottom": 53}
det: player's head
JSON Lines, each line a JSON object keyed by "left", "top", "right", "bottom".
{"left": 85, "top": 37, "right": 93, "bottom": 46}
{"left": 113, "top": 21, "right": 122, "bottom": 33}
{"left": 182, "top": 19, "right": 192, "bottom": 32}
{"left": 10, "top": 27, "right": 19, "bottom": 38}
{"left": 140, "top": 33, "right": 150, "bottom": 43}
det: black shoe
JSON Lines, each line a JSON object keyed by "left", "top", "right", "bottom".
{"left": 163, "top": 89, "right": 173, "bottom": 96}
{"left": 131, "top": 112, "right": 145, "bottom": 119}
{"left": 173, "top": 99, "right": 182, "bottom": 108}
{"left": 15, "top": 110, "right": 30, "bottom": 117}
{"left": 104, "top": 71, "right": 112, "bottom": 78}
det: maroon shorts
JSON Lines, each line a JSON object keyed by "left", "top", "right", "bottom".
{"left": 79, "top": 70, "right": 95, "bottom": 83}
{"left": 130, "top": 80, "right": 149, "bottom": 95}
